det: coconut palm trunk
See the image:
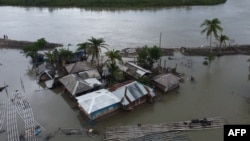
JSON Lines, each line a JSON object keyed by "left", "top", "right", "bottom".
{"left": 88, "top": 37, "right": 108, "bottom": 68}
{"left": 201, "top": 18, "right": 223, "bottom": 54}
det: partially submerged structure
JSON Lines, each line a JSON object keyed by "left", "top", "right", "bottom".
{"left": 109, "top": 81, "right": 155, "bottom": 111}
{"left": 65, "top": 61, "right": 93, "bottom": 74}
{"left": 122, "top": 62, "right": 151, "bottom": 79}
{"left": 152, "top": 73, "right": 180, "bottom": 93}
{"left": 59, "top": 73, "right": 102, "bottom": 97}
{"left": 37, "top": 63, "right": 55, "bottom": 81}
{"left": 78, "top": 69, "right": 101, "bottom": 80}
{"left": 77, "top": 89, "right": 120, "bottom": 121}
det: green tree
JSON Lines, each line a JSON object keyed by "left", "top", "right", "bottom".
{"left": 77, "top": 42, "right": 91, "bottom": 61}
{"left": 218, "top": 34, "right": 229, "bottom": 48}
{"left": 23, "top": 38, "right": 47, "bottom": 60}
{"left": 87, "top": 37, "right": 108, "bottom": 66}
{"left": 105, "top": 49, "right": 123, "bottom": 64}
{"left": 106, "top": 62, "right": 124, "bottom": 85}
{"left": 201, "top": 18, "right": 223, "bottom": 53}
{"left": 137, "top": 45, "right": 162, "bottom": 69}
{"left": 45, "top": 50, "right": 56, "bottom": 65}
{"left": 104, "top": 49, "right": 124, "bottom": 85}
{"left": 58, "top": 48, "right": 73, "bottom": 66}
{"left": 138, "top": 76, "right": 151, "bottom": 86}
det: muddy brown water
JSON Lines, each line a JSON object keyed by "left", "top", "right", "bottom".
{"left": 1, "top": 0, "right": 250, "bottom": 140}
{"left": 0, "top": 0, "right": 250, "bottom": 49}
{"left": 1, "top": 49, "right": 250, "bottom": 141}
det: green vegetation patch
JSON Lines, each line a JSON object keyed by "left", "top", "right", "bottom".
{"left": 0, "top": 0, "right": 227, "bottom": 7}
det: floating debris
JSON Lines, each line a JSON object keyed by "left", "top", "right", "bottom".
{"left": 128, "top": 131, "right": 191, "bottom": 141}
{"left": 104, "top": 117, "right": 225, "bottom": 141}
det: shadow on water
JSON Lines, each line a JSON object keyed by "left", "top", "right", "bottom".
{"left": 60, "top": 92, "right": 78, "bottom": 110}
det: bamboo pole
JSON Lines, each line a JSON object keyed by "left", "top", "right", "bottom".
{"left": 104, "top": 117, "right": 225, "bottom": 140}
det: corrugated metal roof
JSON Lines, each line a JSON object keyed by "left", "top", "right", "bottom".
{"left": 76, "top": 89, "right": 120, "bottom": 114}
{"left": 111, "top": 81, "right": 155, "bottom": 106}
{"left": 78, "top": 69, "right": 101, "bottom": 79}
{"left": 122, "top": 62, "right": 151, "bottom": 79}
{"left": 37, "top": 63, "right": 46, "bottom": 75}
{"left": 65, "top": 61, "right": 93, "bottom": 74}
{"left": 126, "top": 62, "right": 151, "bottom": 73}
{"left": 84, "top": 78, "right": 102, "bottom": 87}
{"left": 152, "top": 73, "right": 180, "bottom": 92}
{"left": 59, "top": 74, "right": 92, "bottom": 96}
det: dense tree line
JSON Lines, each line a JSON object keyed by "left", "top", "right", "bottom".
{"left": 0, "top": 0, "right": 226, "bottom": 7}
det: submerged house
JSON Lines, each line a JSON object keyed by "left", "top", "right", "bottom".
{"left": 109, "top": 81, "right": 155, "bottom": 111}
{"left": 65, "top": 61, "right": 93, "bottom": 74}
{"left": 78, "top": 69, "right": 101, "bottom": 80}
{"left": 37, "top": 63, "right": 55, "bottom": 81}
{"left": 59, "top": 74, "right": 102, "bottom": 97}
{"left": 122, "top": 62, "right": 152, "bottom": 79}
{"left": 76, "top": 89, "right": 120, "bottom": 121}
{"left": 152, "top": 73, "right": 180, "bottom": 93}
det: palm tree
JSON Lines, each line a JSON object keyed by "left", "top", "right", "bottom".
{"left": 87, "top": 37, "right": 108, "bottom": 66}
{"left": 77, "top": 42, "right": 91, "bottom": 61}
{"left": 45, "top": 51, "right": 56, "bottom": 65}
{"left": 23, "top": 38, "right": 47, "bottom": 61}
{"left": 218, "top": 34, "right": 229, "bottom": 48}
{"left": 106, "top": 62, "right": 124, "bottom": 85}
{"left": 58, "top": 48, "right": 73, "bottom": 66}
{"left": 105, "top": 49, "right": 123, "bottom": 65}
{"left": 201, "top": 18, "right": 223, "bottom": 53}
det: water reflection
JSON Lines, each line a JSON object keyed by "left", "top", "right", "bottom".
{"left": 1, "top": 0, "right": 250, "bottom": 48}
{"left": 22, "top": 6, "right": 194, "bottom": 13}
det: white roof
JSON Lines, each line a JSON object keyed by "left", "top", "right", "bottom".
{"left": 45, "top": 79, "right": 54, "bottom": 89}
{"left": 76, "top": 89, "right": 120, "bottom": 114}
{"left": 136, "top": 69, "right": 146, "bottom": 77}
{"left": 84, "top": 78, "right": 102, "bottom": 87}
{"left": 127, "top": 62, "right": 151, "bottom": 73}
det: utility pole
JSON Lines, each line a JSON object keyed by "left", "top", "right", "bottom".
{"left": 159, "top": 32, "right": 162, "bottom": 48}
{"left": 159, "top": 32, "right": 162, "bottom": 70}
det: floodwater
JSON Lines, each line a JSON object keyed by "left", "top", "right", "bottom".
{"left": 1, "top": 49, "right": 250, "bottom": 141}
{"left": 0, "top": 0, "right": 250, "bottom": 49}
{"left": 1, "top": 0, "right": 250, "bottom": 140}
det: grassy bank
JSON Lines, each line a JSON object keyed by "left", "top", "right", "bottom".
{"left": 0, "top": 0, "right": 227, "bottom": 8}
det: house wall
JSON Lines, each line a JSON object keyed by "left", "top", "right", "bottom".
{"left": 123, "top": 96, "right": 147, "bottom": 110}
{"left": 78, "top": 106, "right": 91, "bottom": 119}
{"left": 90, "top": 103, "right": 120, "bottom": 120}
{"left": 156, "top": 83, "right": 179, "bottom": 93}
{"left": 155, "top": 83, "right": 167, "bottom": 93}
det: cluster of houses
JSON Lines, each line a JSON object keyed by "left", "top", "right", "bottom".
{"left": 37, "top": 56, "right": 181, "bottom": 122}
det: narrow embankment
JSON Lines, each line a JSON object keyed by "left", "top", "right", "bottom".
{"left": 0, "top": 38, "right": 62, "bottom": 49}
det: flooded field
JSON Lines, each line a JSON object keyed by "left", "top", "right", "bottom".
{"left": 1, "top": 49, "right": 250, "bottom": 141}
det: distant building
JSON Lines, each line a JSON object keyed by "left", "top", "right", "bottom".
{"left": 109, "top": 81, "right": 155, "bottom": 111}
{"left": 77, "top": 89, "right": 120, "bottom": 121}
{"left": 122, "top": 62, "right": 151, "bottom": 80}
{"left": 152, "top": 73, "right": 180, "bottom": 93}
